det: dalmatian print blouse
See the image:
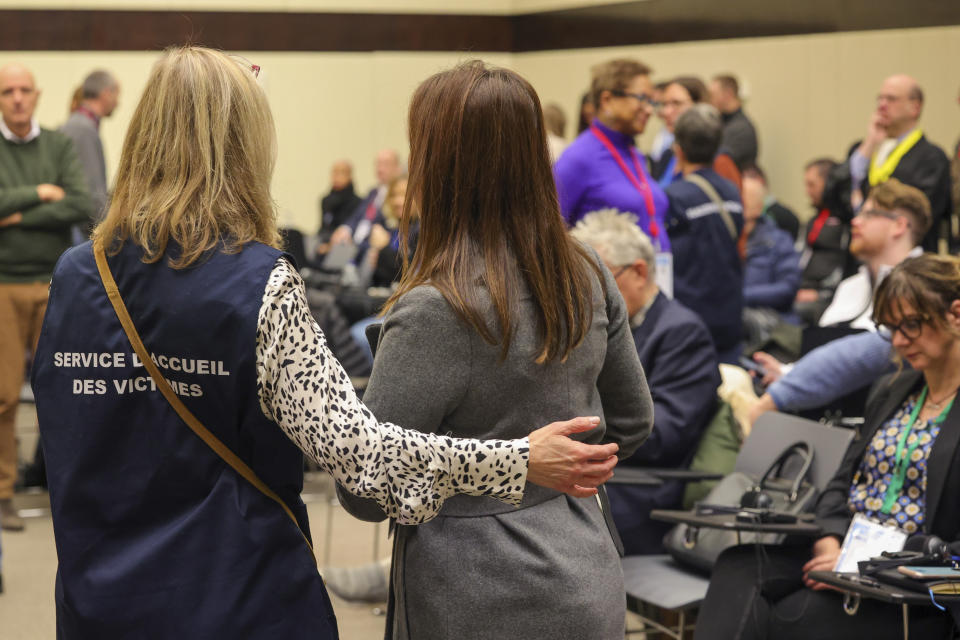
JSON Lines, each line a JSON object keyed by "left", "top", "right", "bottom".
{"left": 256, "top": 258, "right": 528, "bottom": 525}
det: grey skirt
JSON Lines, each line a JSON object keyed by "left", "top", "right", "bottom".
{"left": 387, "top": 493, "right": 625, "bottom": 640}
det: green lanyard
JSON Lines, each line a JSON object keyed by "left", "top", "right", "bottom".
{"left": 881, "top": 385, "right": 954, "bottom": 514}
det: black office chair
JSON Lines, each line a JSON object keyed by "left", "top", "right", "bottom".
{"left": 623, "top": 413, "right": 855, "bottom": 639}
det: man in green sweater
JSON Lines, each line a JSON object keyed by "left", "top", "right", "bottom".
{"left": 0, "top": 63, "right": 92, "bottom": 531}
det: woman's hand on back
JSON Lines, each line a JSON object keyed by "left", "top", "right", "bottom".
{"left": 526, "top": 417, "right": 619, "bottom": 498}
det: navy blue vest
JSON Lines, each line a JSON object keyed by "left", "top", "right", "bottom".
{"left": 32, "top": 240, "right": 338, "bottom": 639}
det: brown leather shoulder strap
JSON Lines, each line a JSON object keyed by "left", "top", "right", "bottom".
{"left": 93, "top": 240, "right": 316, "bottom": 564}
{"left": 685, "top": 172, "right": 738, "bottom": 242}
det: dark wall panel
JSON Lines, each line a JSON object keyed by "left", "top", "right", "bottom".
{"left": 0, "top": 2, "right": 957, "bottom": 53}
{"left": 0, "top": 10, "right": 512, "bottom": 52}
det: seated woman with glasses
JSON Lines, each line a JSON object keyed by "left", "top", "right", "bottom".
{"left": 695, "top": 253, "right": 960, "bottom": 640}
{"left": 553, "top": 58, "right": 669, "bottom": 251}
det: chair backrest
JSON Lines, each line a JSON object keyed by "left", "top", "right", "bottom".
{"left": 735, "top": 412, "right": 854, "bottom": 490}
{"left": 279, "top": 227, "right": 310, "bottom": 270}
{"left": 365, "top": 323, "right": 383, "bottom": 358}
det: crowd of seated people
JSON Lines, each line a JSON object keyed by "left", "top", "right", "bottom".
{"left": 303, "top": 63, "right": 957, "bottom": 436}
{"left": 300, "top": 64, "right": 956, "bottom": 458}
{"left": 4, "top": 41, "right": 960, "bottom": 639}
{"left": 550, "top": 60, "right": 960, "bottom": 583}
{"left": 316, "top": 60, "right": 958, "bottom": 589}
{"left": 559, "top": 61, "right": 960, "bottom": 637}
{"left": 287, "top": 151, "right": 412, "bottom": 378}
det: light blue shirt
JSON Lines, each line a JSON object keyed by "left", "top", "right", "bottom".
{"left": 767, "top": 331, "right": 896, "bottom": 411}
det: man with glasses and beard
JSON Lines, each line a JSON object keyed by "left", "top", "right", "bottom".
{"left": 749, "top": 179, "right": 930, "bottom": 425}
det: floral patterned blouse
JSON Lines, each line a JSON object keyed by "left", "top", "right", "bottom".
{"left": 848, "top": 391, "right": 942, "bottom": 534}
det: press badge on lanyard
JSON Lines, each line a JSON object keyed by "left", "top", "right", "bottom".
{"left": 590, "top": 125, "right": 673, "bottom": 297}
{"left": 655, "top": 252, "right": 673, "bottom": 298}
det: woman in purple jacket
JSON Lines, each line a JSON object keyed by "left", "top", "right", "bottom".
{"left": 554, "top": 58, "right": 669, "bottom": 251}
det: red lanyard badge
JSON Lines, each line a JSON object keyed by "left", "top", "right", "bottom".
{"left": 590, "top": 125, "right": 659, "bottom": 238}
{"left": 807, "top": 209, "right": 830, "bottom": 247}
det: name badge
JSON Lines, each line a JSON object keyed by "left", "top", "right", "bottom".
{"left": 833, "top": 513, "right": 907, "bottom": 573}
{"left": 655, "top": 252, "right": 673, "bottom": 299}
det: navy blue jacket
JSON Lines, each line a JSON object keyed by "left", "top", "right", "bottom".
{"left": 32, "top": 241, "right": 337, "bottom": 639}
{"left": 343, "top": 187, "right": 385, "bottom": 237}
{"left": 665, "top": 168, "right": 744, "bottom": 362}
{"left": 744, "top": 217, "right": 801, "bottom": 312}
{"left": 606, "top": 292, "right": 720, "bottom": 555}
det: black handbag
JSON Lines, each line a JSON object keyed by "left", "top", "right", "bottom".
{"left": 663, "top": 442, "right": 818, "bottom": 574}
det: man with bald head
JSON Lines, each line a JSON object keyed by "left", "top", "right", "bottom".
{"left": 0, "top": 63, "right": 92, "bottom": 530}
{"left": 319, "top": 159, "right": 361, "bottom": 236}
{"left": 847, "top": 74, "right": 952, "bottom": 251}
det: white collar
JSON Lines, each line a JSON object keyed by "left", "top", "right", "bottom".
{"left": 863, "top": 245, "right": 924, "bottom": 285}
{"left": 0, "top": 118, "right": 40, "bottom": 144}
{"left": 629, "top": 290, "right": 659, "bottom": 329}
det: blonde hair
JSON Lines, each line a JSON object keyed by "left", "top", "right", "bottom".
{"left": 94, "top": 46, "right": 280, "bottom": 268}
{"left": 383, "top": 175, "right": 408, "bottom": 225}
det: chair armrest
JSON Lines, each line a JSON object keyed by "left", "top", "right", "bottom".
{"left": 607, "top": 467, "right": 664, "bottom": 486}
{"left": 641, "top": 469, "right": 725, "bottom": 482}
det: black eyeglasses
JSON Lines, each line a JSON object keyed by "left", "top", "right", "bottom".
{"left": 611, "top": 90, "right": 660, "bottom": 108}
{"left": 878, "top": 314, "right": 928, "bottom": 341}
{"left": 611, "top": 265, "right": 632, "bottom": 279}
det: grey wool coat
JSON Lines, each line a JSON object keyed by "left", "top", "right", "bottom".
{"left": 339, "top": 253, "right": 653, "bottom": 640}
{"left": 60, "top": 111, "right": 107, "bottom": 222}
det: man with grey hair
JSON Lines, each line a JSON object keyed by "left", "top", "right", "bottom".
{"left": 665, "top": 103, "right": 744, "bottom": 364}
{"left": 572, "top": 209, "right": 719, "bottom": 555}
{"left": 60, "top": 69, "right": 119, "bottom": 237}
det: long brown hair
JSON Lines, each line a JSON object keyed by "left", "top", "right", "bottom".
{"left": 385, "top": 60, "right": 600, "bottom": 363}
{"left": 94, "top": 46, "right": 281, "bottom": 267}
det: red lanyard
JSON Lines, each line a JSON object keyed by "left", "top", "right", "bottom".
{"left": 75, "top": 105, "right": 101, "bottom": 129}
{"left": 807, "top": 208, "right": 830, "bottom": 246}
{"left": 590, "top": 125, "right": 659, "bottom": 238}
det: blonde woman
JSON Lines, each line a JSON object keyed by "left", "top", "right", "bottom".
{"left": 30, "top": 46, "right": 620, "bottom": 638}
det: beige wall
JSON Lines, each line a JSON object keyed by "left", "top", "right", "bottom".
{"left": 14, "top": 50, "right": 510, "bottom": 230}
{"left": 517, "top": 25, "right": 960, "bottom": 221}
{"left": 8, "top": 24, "right": 959, "bottom": 232}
